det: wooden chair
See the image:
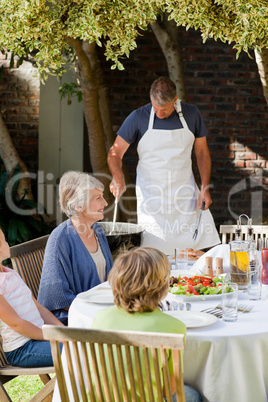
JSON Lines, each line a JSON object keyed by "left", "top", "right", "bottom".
{"left": 219, "top": 225, "right": 268, "bottom": 245}
{"left": 43, "top": 325, "right": 186, "bottom": 402}
{"left": 0, "top": 340, "right": 55, "bottom": 402}
{"left": 2, "top": 235, "right": 55, "bottom": 401}
{"left": 10, "top": 235, "right": 49, "bottom": 299}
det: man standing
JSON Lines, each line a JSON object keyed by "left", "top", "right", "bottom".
{"left": 108, "top": 76, "right": 220, "bottom": 254}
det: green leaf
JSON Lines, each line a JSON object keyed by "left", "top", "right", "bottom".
{"left": 8, "top": 219, "right": 18, "bottom": 246}
{"left": 10, "top": 165, "right": 21, "bottom": 198}
{"left": 26, "top": 216, "right": 51, "bottom": 233}
{"left": 0, "top": 169, "right": 9, "bottom": 199}
{"left": 16, "top": 219, "right": 32, "bottom": 242}
{"left": 19, "top": 198, "right": 39, "bottom": 210}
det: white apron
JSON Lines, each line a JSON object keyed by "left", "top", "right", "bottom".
{"left": 136, "top": 100, "right": 220, "bottom": 254}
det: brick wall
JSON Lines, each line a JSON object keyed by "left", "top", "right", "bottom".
{"left": 0, "top": 53, "right": 39, "bottom": 172}
{"left": 100, "top": 26, "right": 268, "bottom": 227}
{"left": 0, "top": 27, "right": 267, "bottom": 227}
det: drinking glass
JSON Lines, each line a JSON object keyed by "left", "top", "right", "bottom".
{"left": 222, "top": 282, "right": 238, "bottom": 322}
{"left": 175, "top": 248, "right": 188, "bottom": 270}
{"left": 229, "top": 240, "right": 250, "bottom": 291}
{"left": 248, "top": 263, "right": 261, "bottom": 300}
{"left": 257, "top": 238, "right": 267, "bottom": 251}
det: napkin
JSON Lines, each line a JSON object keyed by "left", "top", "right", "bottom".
{"left": 189, "top": 244, "right": 231, "bottom": 274}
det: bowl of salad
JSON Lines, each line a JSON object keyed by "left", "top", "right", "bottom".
{"left": 169, "top": 274, "right": 233, "bottom": 300}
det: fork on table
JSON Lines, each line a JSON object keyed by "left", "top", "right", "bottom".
{"left": 201, "top": 306, "right": 223, "bottom": 318}
{"left": 201, "top": 303, "right": 254, "bottom": 317}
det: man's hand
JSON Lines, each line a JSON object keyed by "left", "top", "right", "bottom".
{"left": 109, "top": 177, "right": 126, "bottom": 202}
{"left": 194, "top": 137, "right": 212, "bottom": 210}
{"left": 198, "top": 186, "right": 212, "bottom": 210}
{"left": 107, "top": 136, "right": 130, "bottom": 202}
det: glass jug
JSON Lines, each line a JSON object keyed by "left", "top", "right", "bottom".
{"left": 229, "top": 240, "right": 250, "bottom": 291}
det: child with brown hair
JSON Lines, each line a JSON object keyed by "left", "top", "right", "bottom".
{"left": 92, "top": 246, "right": 202, "bottom": 401}
{"left": 0, "top": 229, "right": 64, "bottom": 367}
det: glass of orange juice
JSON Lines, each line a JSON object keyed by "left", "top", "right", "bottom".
{"left": 229, "top": 240, "right": 250, "bottom": 291}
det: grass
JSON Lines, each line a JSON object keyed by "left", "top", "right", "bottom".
{"left": 4, "top": 375, "right": 49, "bottom": 401}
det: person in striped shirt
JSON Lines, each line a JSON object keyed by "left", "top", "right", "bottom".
{"left": 0, "top": 229, "right": 64, "bottom": 367}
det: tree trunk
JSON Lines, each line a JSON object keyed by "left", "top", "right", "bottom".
{"left": 0, "top": 113, "right": 33, "bottom": 200}
{"left": 254, "top": 48, "right": 268, "bottom": 105}
{"left": 84, "top": 42, "right": 137, "bottom": 222}
{"left": 66, "top": 38, "right": 137, "bottom": 222}
{"left": 151, "top": 18, "right": 187, "bottom": 101}
{"left": 82, "top": 41, "right": 115, "bottom": 153}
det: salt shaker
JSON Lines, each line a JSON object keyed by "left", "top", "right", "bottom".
{"left": 205, "top": 256, "right": 213, "bottom": 276}
{"left": 215, "top": 257, "right": 223, "bottom": 276}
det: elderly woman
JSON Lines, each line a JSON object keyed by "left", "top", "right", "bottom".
{"left": 38, "top": 171, "right": 113, "bottom": 325}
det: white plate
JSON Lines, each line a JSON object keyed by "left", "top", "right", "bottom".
{"left": 164, "top": 311, "right": 217, "bottom": 328}
{"left": 77, "top": 289, "right": 114, "bottom": 304}
{"left": 169, "top": 286, "right": 241, "bottom": 302}
{"left": 169, "top": 292, "right": 224, "bottom": 301}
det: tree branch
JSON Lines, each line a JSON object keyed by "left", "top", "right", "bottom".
{"left": 150, "top": 19, "right": 187, "bottom": 102}
{"left": 254, "top": 48, "right": 268, "bottom": 105}
{"left": 66, "top": 37, "right": 93, "bottom": 83}
{"left": 0, "top": 113, "right": 33, "bottom": 199}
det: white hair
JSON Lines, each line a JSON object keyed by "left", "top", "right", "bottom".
{"left": 59, "top": 171, "right": 104, "bottom": 218}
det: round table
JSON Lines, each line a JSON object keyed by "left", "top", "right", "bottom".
{"left": 68, "top": 282, "right": 268, "bottom": 402}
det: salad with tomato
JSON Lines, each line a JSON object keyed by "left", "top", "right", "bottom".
{"left": 169, "top": 274, "right": 233, "bottom": 297}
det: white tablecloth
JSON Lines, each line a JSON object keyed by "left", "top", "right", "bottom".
{"left": 188, "top": 243, "right": 262, "bottom": 276}
{"left": 64, "top": 280, "right": 268, "bottom": 402}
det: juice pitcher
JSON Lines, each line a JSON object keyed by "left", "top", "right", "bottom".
{"left": 229, "top": 239, "right": 250, "bottom": 291}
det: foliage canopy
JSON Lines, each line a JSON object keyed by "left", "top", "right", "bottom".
{"left": 0, "top": 0, "right": 163, "bottom": 78}
{"left": 0, "top": 1, "right": 267, "bottom": 79}
{"left": 165, "top": 0, "right": 268, "bottom": 56}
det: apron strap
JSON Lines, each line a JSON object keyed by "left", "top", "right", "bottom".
{"left": 148, "top": 105, "right": 155, "bottom": 130}
{"left": 175, "top": 100, "right": 190, "bottom": 131}
{"left": 149, "top": 100, "right": 190, "bottom": 131}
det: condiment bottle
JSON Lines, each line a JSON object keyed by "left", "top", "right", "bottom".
{"left": 235, "top": 219, "right": 242, "bottom": 241}
{"left": 205, "top": 256, "right": 213, "bottom": 276}
{"left": 261, "top": 248, "right": 268, "bottom": 285}
{"left": 247, "top": 222, "right": 261, "bottom": 300}
{"left": 215, "top": 257, "right": 223, "bottom": 276}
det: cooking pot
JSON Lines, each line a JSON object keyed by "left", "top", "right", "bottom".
{"left": 99, "top": 222, "right": 144, "bottom": 253}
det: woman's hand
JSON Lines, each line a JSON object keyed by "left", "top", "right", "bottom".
{"left": 33, "top": 297, "right": 65, "bottom": 327}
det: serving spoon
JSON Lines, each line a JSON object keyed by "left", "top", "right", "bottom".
{"left": 109, "top": 199, "right": 118, "bottom": 235}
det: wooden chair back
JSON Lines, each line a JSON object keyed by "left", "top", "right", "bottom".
{"left": 0, "top": 339, "right": 55, "bottom": 402}
{"left": 1, "top": 236, "right": 56, "bottom": 401}
{"left": 10, "top": 235, "right": 49, "bottom": 299}
{"left": 43, "top": 325, "right": 186, "bottom": 402}
{"left": 219, "top": 225, "right": 268, "bottom": 245}
{"left": 0, "top": 341, "right": 8, "bottom": 367}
